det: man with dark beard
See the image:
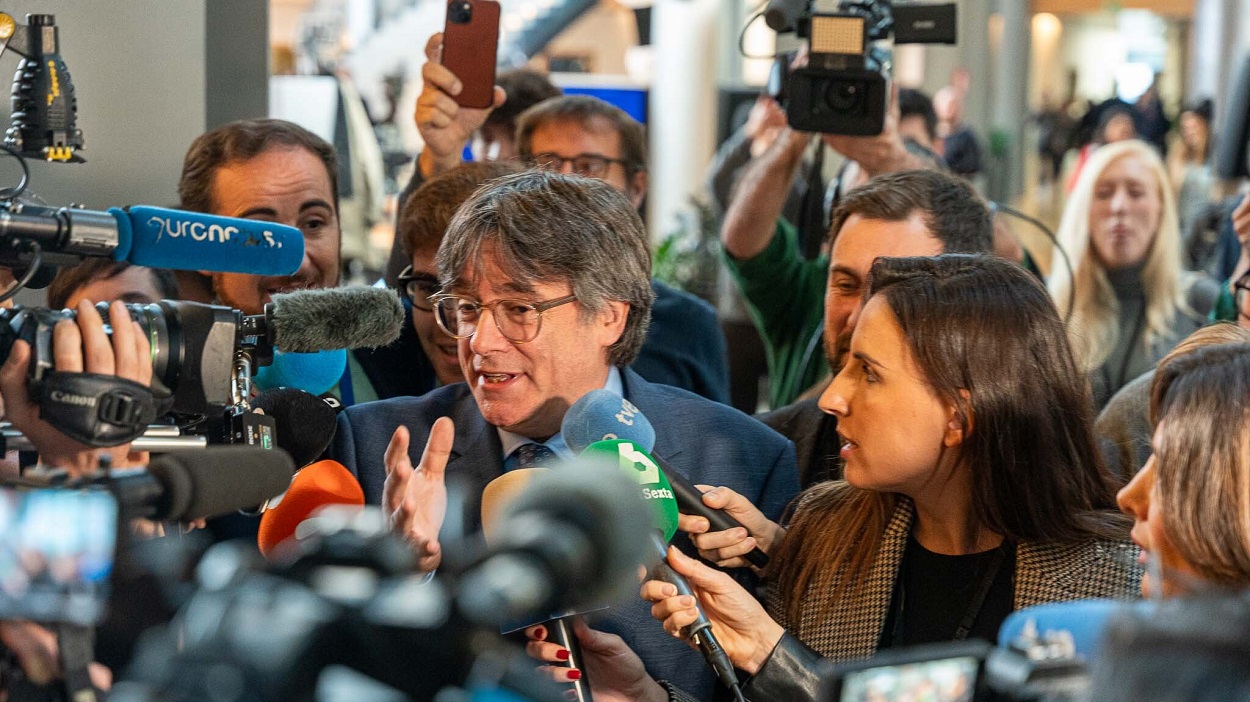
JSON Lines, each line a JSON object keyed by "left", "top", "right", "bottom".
{"left": 759, "top": 169, "right": 993, "bottom": 487}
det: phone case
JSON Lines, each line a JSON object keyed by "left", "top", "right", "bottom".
{"left": 442, "top": 0, "right": 501, "bottom": 109}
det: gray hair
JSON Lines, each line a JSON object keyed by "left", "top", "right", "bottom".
{"left": 436, "top": 170, "right": 654, "bottom": 366}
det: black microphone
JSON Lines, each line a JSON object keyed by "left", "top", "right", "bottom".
{"left": 37, "top": 446, "right": 296, "bottom": 521}
{"left": 562, "top": 390, "right": 769, "bottom": 568}
{"left": 251, "top": 387, "right": 337, "bottom": 468}
{"left": 647, "top": 533, "right": 740, "bottom": 696}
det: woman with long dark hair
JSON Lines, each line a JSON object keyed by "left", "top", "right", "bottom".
{"left": 527, "top": 255, "right": 1140, "bottom": 701}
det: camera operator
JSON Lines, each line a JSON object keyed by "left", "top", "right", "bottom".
{"left": 0, "top": 299, "right": 151, "bottom": 476}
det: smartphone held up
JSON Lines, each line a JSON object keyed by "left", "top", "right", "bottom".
{"left": 442, "top": 0, "right": 501, "bottom": 109}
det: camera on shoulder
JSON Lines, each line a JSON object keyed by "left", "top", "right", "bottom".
{"left": 766, "top": 0, "right": 957, "bottom": 135}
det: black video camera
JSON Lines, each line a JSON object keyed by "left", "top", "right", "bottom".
{"left": 767, "top": 0, "right": 956, "bottom": 135}
{"left": 823, "top": 628, "right": 1090, "bottom": 702}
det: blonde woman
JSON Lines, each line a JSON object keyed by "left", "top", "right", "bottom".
{"left": 1049, "top": 139, "right": 1219, "bottom": 408}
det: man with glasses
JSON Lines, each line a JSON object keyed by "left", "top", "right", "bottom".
{"left": 396, "top": 160, "right": 523, "bottom": 386}
{"left": 330, "top": 171, "right": 798, "bottom": 699}
{"left": 405, "top": 35, "right": 730, "bottom": 404}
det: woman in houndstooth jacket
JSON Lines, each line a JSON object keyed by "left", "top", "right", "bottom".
{"left": 529, "top": 255, "right": 1141, "bottom": 702}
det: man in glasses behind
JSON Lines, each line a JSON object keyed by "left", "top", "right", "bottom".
{"left": 396, "top": 160, "right": 524, "bottom": 386}
{"left": 331, "top": 170, "right": 798, "bottom": 699}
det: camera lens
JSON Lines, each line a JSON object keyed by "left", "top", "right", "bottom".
{"left": 825, "top": 80, "right": 865, "bottom": 114}
{"left": 449, "top": 1, "right": 472, "bottom": 23}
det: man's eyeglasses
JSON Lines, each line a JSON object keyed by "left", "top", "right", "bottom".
{"left": 397, "top": 266, "right": 440, "bottom": 312}
{"left": 1234, "top": 272, "right": 1250, "bottom": 321}
{"left": 429, "top": 292, "right": 577, "bottom": 344}
{"left": 528, "top": 152, "right": 631, "bottom": 178}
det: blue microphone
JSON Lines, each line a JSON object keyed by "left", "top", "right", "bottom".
{"left": 253, "top": 348, "right": 348, "bottom": 397}
{"left": 998, "top": 599, "right": 1148, "bottom": 658}
{"left": 0, "top": 204, "right": 305, "bottom": 275}
{"left": 562, "top": 389, "right": 656, "bottom": 455}
{"left": 562, "top": 389, "right": 770, "bottom": 568}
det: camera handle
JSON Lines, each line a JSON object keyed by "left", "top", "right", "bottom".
{"left": 55, "top": 624, "right": 97, "bottom": 702}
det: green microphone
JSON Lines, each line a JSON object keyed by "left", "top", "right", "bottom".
{"left": 582, "top": 439, "right": 744, "bottom": 697}
{"left": 581, "top": 438, "right": 679, "bottom": 542}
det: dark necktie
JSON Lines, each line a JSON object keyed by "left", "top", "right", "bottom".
{"left": 511, "top": 442, "right": 556, "bottom": 470}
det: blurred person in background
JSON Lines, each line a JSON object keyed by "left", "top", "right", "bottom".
{"left": 1049, "top": 139, "right": 1218, "bottom": 409}
{"left": 1067, "top": 105, "right": 1139, "bottom": 193}
{"left": 1167, "top": 98, "right": 1215, "bottom": 259}
{"left": 933, "top": 84, "right": 983, "bottom": 180}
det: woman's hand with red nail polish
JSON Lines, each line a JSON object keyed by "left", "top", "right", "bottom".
{"left": 523, "top": 620, "right": 667, "bottom": 702}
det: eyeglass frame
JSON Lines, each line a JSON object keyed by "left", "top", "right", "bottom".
{"left": 526, "top": 152, "right": 636, "bottom": 178}
{"left": 428, "top": 291, "right": 579, "bottom": 344}
{"left": 396, "top": 265, "right": 441, "bottom": 312}
{"left": 1234, "top": 272, "right": 1250, "bottom": 321}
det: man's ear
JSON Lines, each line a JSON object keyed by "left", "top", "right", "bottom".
{"left": 596, "top": 300, "right": 631, "bottom": 347}
{"left": 942, "top": 388, "right": 973, "bottom": 448}
{"left": 628, "top": 170, "right": 648, "bottom": 210}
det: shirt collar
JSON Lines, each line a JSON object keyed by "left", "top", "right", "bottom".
{"left": 498, "top": 366, "right": 624, "bottom": 460}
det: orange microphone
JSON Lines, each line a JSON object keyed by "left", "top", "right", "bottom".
{"left": 257, "top": 459, "right": 364, "bottom": 558}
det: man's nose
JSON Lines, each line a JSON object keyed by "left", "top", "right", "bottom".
{"left": 469, "top": 307, "right": 511, "bottom": 355}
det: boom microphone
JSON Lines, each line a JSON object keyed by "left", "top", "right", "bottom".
{"left": 563, "top": 391, "right": 769, "bottom": 568}
{"left": 0, "top": 204, "right": 305, "bottom": 275}
{"left": 582, "top": 439, "right": 742, "bottom": 698}
{"left": 268, "top": 287, "right": 405, "bottom": 352}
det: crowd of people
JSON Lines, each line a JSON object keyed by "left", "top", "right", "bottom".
{"left": 3, "top": 27, "right": 1250, "bottom": 702}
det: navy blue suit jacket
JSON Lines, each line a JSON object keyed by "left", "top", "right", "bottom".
{"left": 330, "top": 368, "right": 799, "bottom": 698}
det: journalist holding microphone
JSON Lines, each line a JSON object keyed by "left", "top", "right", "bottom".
{"left": 530, "top": 255, "right": 1142, "bottom": 701}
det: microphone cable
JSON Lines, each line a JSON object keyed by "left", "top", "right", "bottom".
{"left": 990, "top": 201, "right": 1075, "bottom": 324}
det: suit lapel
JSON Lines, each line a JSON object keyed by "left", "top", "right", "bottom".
{"left": 620, "top": 368, "right": 684, "bottom": 464}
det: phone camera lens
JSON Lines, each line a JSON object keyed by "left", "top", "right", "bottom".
{"left": 449, "top": 1, "right": 472, "bottom": 23}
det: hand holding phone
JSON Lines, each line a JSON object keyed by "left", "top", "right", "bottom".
{"left": 441, "top": 0, "right": 501, "bottom": 109}
{"left": 415, "top": 27, "right": 506, "bottom": 178}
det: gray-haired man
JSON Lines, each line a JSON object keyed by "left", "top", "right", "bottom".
{"left": 330, "top": 171, "right": 798, "bottom": 698}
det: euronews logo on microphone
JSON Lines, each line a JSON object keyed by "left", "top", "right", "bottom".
{"left": 146, "top": 215, "right": 283, "bottom": 248}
